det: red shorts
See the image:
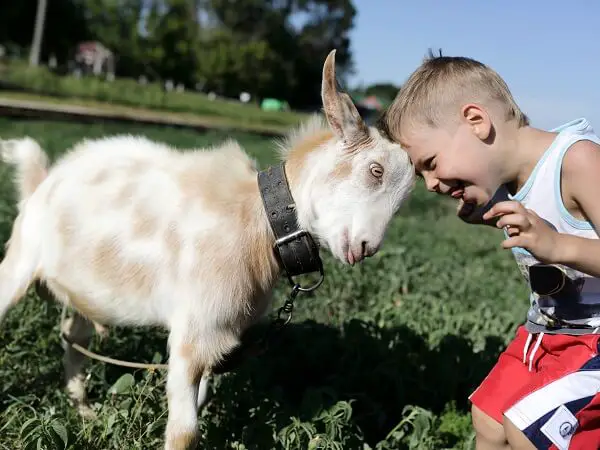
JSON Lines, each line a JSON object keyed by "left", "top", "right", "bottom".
{"left": 469, "top": 325, "right": 600, "bottom": 449}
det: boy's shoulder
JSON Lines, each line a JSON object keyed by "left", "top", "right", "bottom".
{"left": 526, "top": 118, "right": 600, "bottom": 204}
{"left": 560, "top": 137, "right": 600, "bottom": 221}
{"left": 561, "top": 138, "right": 600, "bottom": 178}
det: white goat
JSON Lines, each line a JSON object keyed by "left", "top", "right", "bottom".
{"left": 0, "top": 50, "right": 414, "bottom": 450}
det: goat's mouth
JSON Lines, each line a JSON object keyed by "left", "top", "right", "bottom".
{"left": 341, "top": 228, "right": 367, "bottom": 266}
{"left": 341, "top": 228, "right": 352, "bottom": 265}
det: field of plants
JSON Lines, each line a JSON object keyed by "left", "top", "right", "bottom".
{"left": 0, "top": 117, "right": 529, "bottom": 449}
{"left": 0, "top": 63, "right": 308, "bottom": 132}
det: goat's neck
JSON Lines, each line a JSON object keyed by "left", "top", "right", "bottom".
{"left": 284, "top": 139, "right": 336, "bottom": 237}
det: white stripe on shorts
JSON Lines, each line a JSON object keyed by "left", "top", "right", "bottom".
{"left": 504, "top": 368, "right": 600, "bottom": 430}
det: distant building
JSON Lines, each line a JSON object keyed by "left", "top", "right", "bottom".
{"left": 74, "top": 41, "right": 115, "bottom": 78}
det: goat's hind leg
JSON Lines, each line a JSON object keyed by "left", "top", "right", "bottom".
{"left": 0, "top": 214, "right": 39, "bottom": 322}
{"left": 197, "top": 371, "right": 211, "bottom": 409}
{"left": 37, "top": 282, "right": 97, "bottom": 418}
{"left": 61, "top": 310, "right": 96, "bottom": 418}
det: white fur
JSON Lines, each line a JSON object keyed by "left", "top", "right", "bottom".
{"left": 0, "top": 50, "right": 414, "bottom": 450}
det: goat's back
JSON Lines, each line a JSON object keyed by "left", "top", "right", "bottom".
{"left": 19, "top": 135, "right": 275, "bottom": 328}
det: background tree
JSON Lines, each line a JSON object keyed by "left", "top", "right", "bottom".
{"left": 0, "top": 0, "right": 359, "bottom": 110}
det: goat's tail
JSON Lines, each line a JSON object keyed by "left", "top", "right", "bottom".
{"left": 1, "top": 137, "right": 50, "bottom": 207}
{"left": 0, "top": 138, "right": 48, "bottom": 321}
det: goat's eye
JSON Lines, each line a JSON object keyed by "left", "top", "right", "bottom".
{"left": 369, "top": 163, "right": 384, "bottom": 178}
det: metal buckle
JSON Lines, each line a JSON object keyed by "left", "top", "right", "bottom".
{"left": 274, "top": 229, "right": 308, "bottom": 248}
{"left": 285, "top": 260, "right": 325, "bottom": 293}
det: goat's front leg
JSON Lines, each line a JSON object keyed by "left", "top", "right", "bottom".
{"left": 165, "top": 323, "right": 240, "bottom": 450}
{"left": 165, "top": 343, "right": 202, "bottom": 450}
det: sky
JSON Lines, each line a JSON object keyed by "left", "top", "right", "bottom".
{"left": 346, "top": 0, "right": 600, "bottom": 130}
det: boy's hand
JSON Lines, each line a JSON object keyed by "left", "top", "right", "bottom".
{"left": 456, "top": 186, "right": 509, "bottom": 227}
{"left": 483, "top": 200, "right": 560, "bottom": 263}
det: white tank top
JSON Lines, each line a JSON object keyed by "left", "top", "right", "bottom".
{"left": 506, "top": 117, "right": 600, "bottom": 334}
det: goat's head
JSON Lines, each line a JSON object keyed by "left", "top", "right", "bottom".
{"left": 287, "top": 50, "right": 415, "bottom": 266}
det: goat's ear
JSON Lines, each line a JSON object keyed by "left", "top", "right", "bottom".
{"left": 321, "top": 49, "right": 369, "bottom": 146}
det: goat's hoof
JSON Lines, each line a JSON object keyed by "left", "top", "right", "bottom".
{"left": 93, "top": 322, "right": 109, "bottom": 340}
{"left": 77, "top": 403, "right": 97, "bottom": 420}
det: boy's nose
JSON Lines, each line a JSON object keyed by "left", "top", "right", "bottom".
{"left": 424, "top": 175, "right": 439, "bottom": 193}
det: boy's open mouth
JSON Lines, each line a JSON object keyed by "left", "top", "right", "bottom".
{"left": 449, "top": 182, "right": 465, "bottom": 199}
{"left": 450, "top": 188, "right": 464, "bottom": 199}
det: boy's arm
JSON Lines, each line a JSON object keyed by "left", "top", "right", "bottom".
{"left": 484, "top": 140, "right": 600, "bottom": 278}
{"left": 551, "top": 140, "right": 600, "bottom": 276}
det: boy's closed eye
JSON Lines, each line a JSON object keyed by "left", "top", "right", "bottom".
{"left": 416, "top": 156, "right": 435, "bottom": 176}
{"left": 424, "top": 156, "right": 436, "bottom": 171}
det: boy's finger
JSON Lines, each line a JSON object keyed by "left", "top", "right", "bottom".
{"left": 501, "top": 235, "right": 526, "bottom": 250}
{"left": 483, "top": 201, "right": 524, "bottom": 219}
{"left": 496, "top": 213, "right": 530, "bottom": 230}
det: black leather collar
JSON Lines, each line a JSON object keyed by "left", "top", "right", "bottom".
{"left": 257, "top": 163, "right": 324, "bottom": 280}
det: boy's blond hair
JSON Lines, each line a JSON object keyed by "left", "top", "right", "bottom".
{"left": 381, "top": 50, "right": 529, "bottom": 142}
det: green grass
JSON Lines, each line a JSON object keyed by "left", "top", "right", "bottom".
{"left": 0, "top": 62, "right": 308, "bottom": 131}
{"left": 0, "top": 90, "right": 302, "bottom": 136}
{"left": 0, "top": 118, "right": 529, "bottom": 449}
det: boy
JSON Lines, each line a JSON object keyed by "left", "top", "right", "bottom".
{"left": 380, "top": 53, "right": 600, "bottom": 449}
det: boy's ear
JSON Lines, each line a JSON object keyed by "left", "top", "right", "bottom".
{"left": 461, "top": 104, "right": 492, "bottom": 140}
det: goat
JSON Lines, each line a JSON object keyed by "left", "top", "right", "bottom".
{"left": 0, "top": 50, "right": 414, "bottom": 450}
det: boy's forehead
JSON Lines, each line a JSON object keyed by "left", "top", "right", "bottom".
{"left": 398, "top": 130, "right": 428, "bottom": 153}
{"left": 399, "top": 130, "right": 443, "bottom": 167}
{"left": 401, "top": 125, "right": 449, "bottom": 150}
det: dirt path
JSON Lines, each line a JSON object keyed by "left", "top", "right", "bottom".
{"left": 0, "top": 96, "right": 287, "bottom": 137}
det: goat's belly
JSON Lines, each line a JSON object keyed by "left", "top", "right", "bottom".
{"left": 44, "top": 275, "right": 171, "bottom": 327}
{"left": 39, "top": 218, "right": 182, "bottom": 328}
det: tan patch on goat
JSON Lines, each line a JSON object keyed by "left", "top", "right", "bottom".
{"left": 115, "top": 182, "right": 136, "bottom": 207}
{"left": 89, "top": 169, "right": 110, "bottom": 185}
{"left": 167, "top": 431, "right": 198, "bottom": 450}
{"left": 164, "top": 221, "right": 181, "bottom": 275}
{"left": 216, "top": 180, "right": 278, "bottom": 292}
{"left": 179, "top": 344, "right": 204, "bottom": 385}
{"left": 45, "top": 279, "right": 109, "bottom": 324}
{"left": 175, "top": 148, "right": 279, "bottom": 312}
{"left": 91, "top": 238, "right": 156, "bottom": 297}
{"left": 285, "top": 130, "right": 334, "bottom": 186}
{"left": 132, "top": 206, "right": 159, "bottom": 238}
{"left": 243, "top": 202, "right": 278, "bottom": 292}
{"left": 331, "top": 158, "right": 352, "bottom": 180}
{"left": 187, "top": 195, "right": 278, "bottom": 317}
{"left": 177, "top": 167, "right": 206, "bottom": 203}
{"left": 56, "top": 208, "right": 76, "bottom": 248}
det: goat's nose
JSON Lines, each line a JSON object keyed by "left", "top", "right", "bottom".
{"left": 361, "top": 240, "right": 380, "bottom": 258}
